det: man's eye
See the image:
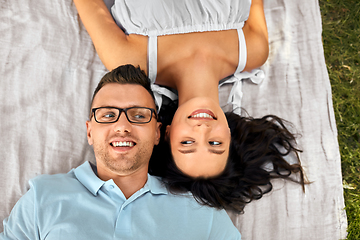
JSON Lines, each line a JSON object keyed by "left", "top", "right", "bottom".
{"left": 104, "top": 113, "right": 116, "bottom": 118}
{"left": 181, "top": 140, "right": 194, "bottom": 145}
{"left": 134, "top": 114, "right": 146, "bottom": 119}
{"left": 209, "top": 141, "right": 221, "bottom": 146}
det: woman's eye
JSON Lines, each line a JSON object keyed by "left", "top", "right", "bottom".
{"left": 209, "top": 141, "right": 221, "bottom": 146}
{"left": 181, "top": 140, "right": 194, "bottom": 145}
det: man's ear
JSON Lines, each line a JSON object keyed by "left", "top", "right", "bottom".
{"left": 86, "top": 121, "right": 94, "bottom": 146}
{"left": 165, "top": 125, "right": 171, "bottom": 141}
{"left": 154, "top": 122, "right": 162, "bottom": 145}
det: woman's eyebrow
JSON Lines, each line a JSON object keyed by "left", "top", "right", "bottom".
{"left": 208, "top": 149, "right": 225, "bottom": 155}
{"left": 178, "top": 149, "right": 196, "bottom": 154}
{"left": 179, "top": 149, "right": 225, "bottom": 155}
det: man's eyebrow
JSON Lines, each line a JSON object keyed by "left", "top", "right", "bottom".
{"left": 178, "top": 149, "right": 196, "bottom": 154}
{"left": 208, "top": 149, "right": 226, "bottom": 155}
{"left": 96, "top": 105, "right": 144, "bottom": 108}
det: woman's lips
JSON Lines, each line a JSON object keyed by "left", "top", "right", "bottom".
{"left": 189, "top": 109, "right": 216, "bottom": 120}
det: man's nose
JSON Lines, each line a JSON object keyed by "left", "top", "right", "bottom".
{"left": 114, "top": 112, "right": 132, "bottom": 133}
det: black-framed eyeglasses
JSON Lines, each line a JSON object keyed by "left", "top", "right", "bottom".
{"left": 91, "top": 107, "right": 157, "bottom": 124}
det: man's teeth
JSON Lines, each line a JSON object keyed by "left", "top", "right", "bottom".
{"left": 112, "top": 142, "right": 134, "bottom": 147}
{"left": 191, "top": 113, "right": 214, "bottom": 119}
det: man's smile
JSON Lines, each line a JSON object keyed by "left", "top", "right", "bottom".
{"left": 111, "top": 141, "right": 135, "bottom": 147}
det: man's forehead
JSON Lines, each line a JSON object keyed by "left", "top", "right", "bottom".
{"left": 93, "top": 83, "right": 156, "bottom": 109}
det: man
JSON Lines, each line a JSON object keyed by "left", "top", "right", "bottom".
{"left": 1, "top": 65, "right": 241, "bottom": 240}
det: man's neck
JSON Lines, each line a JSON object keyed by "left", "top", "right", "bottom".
{"left": 96, "top": 164, "right": 149, "bottom": 199}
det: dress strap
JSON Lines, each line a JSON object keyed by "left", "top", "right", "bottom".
{"left": 218, "top": 69, "right": 265, "bottom": 115}
{"left": 148, "top": 35, "right": 158, "bottom": 83}
{"left": 218, "top": 29, "right": 265, "bottom": 115}
{"left": 235, "top": 28, "right": 247, "bottom": 74}
{"left": 147, "top": 35, "right": 178, "bottom": 113}
{"left": 151, "top": 84, "right": 178, "bottom": 113}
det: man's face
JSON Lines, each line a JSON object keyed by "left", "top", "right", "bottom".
{"left": 86, "top": 83, "right": 161, "bottom": 178}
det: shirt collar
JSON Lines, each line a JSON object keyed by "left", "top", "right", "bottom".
{"left": 145, "top": 174, "right": 168, "bottom": 195}
{"left": 74, "top": 161, "right": 105, "bottom": 196}
{"left": 74, "top": 161, "right": 168, "bottom": 196}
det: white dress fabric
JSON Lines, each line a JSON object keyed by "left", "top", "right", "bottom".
{"left": 111, "top": 0, "right": 251, "bottom": 36}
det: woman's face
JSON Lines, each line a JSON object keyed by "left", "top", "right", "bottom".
{"left": 166, "top": 97, "right": 231, "bottom": 178}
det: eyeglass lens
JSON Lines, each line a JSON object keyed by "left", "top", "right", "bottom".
{"left": 94, "top": 107, "right": 153, "bottom": 123}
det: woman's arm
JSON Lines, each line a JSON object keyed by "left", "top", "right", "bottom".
{"left": 73, "top": 0, "right": 147, "bottom": 71}
{"left": 243, "top": 0, "right": 269, "bottom": 72}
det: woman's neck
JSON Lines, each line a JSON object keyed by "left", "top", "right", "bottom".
{"left": 155, "top": 30, "right": 240, "bottom": 105}
{"left": 173, "top": 58, "right": 221, "bottom": 106}
{"left": 176, "top": 76, "right": 219, "bottom": 105}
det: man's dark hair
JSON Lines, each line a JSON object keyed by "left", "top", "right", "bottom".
{"left": 90, "top": 64, "right": 156, "bottom": 113}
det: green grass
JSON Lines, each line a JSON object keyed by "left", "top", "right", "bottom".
{"left": 319, "top": 0, "right": 360, "bottom": 239}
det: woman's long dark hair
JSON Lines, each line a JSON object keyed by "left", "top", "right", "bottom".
{"left": 149, "top": 100, "right": 306, "bottom": 213}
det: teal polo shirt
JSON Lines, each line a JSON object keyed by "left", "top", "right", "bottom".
{"left": 1, "top": 161, "right": 241, "bottom": 240}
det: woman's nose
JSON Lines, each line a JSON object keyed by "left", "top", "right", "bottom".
{"left": 194, "top": 122, "right": 211, "bottom": 131}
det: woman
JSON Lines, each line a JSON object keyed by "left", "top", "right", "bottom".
{"left": 74, "top": 0, "right": 306, "bottom": 212}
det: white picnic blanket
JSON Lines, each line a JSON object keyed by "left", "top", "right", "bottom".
{"left": 0, "top": 0, "right": 347, "bottom": 239}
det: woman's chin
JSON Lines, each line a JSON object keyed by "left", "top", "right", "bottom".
{"left": 176, "top": 97, "right": 223, "bottom": 119}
